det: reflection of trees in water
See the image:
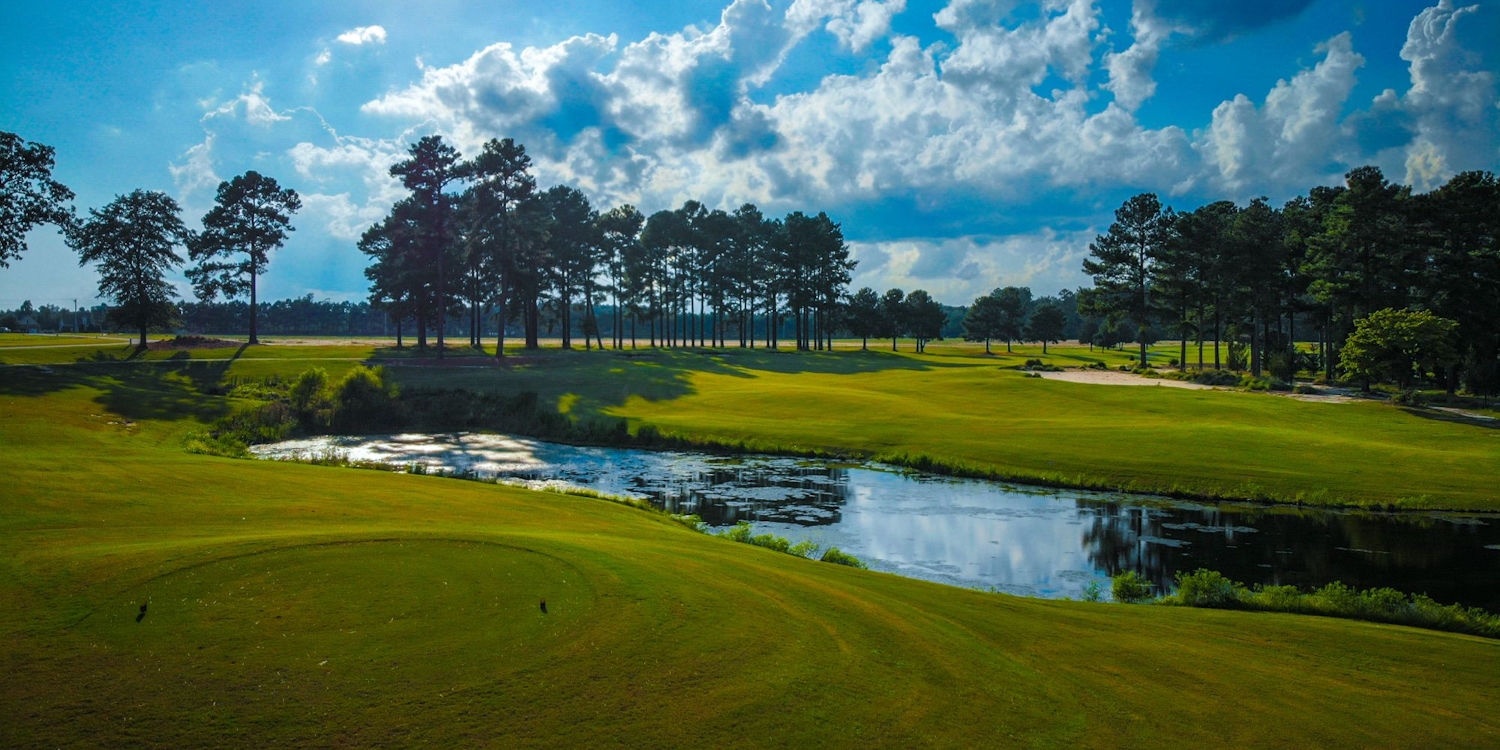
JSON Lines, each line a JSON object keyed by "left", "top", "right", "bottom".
{"left": 632, "top": 465, "right": 852, "bottom": 527}
{"left": 1079, "top": 500, "right": 1500, "bottom": 610}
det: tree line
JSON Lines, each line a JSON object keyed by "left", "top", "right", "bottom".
{"left": 361, "top": 135, "right": 863, "bottom": 357}
{"left": 1078, "top": 167, "right": 1500, "bottom": 395}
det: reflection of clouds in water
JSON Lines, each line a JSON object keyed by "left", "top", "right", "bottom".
{"left": 251, "top": 432, "right": 1500, "bottom": 609}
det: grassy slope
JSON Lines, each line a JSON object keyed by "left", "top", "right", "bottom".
{"left": 3, "top": 365, "right": 1500, "bottom": 748}
{"left": 6, "top": 339, "right": 1499, "bottom": 510}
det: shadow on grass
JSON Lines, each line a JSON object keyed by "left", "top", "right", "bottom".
{"left": 1399, "top": 407, "right": 1500, "bottom": 431}
{"left": 370, "top": 345, "right": 963, "bottom": 422}
{"left": 0, "top": 345, "right": 242, "bottom": 424}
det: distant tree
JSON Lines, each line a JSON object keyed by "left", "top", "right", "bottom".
{"left": 1025, "top": 302, "right": 1068, "bottom": 354}
{"left": 541, "top": 185, "right": 598, "bottom": 350}
{"left": 0, "top": 131, "right": 75, "bottom": 268}
{"left": 1418, "top": 171, "right": 1500, "bottom": 395}
{"left": 390, "top": 136, "right": 462, "bottom": 356}
{"left": 879, "top": 288, "right": 905, "bottom": 351}
{"left": 1340, "top": 308, "right": 1458, "bottom": 390}
{"left": 845, "top": 287, "right": 882, "bottom": 350}
{"left": 186, "top": 171, "right": 300, "bottom": 344}
{"left": 1082, "top": 193, "right": 1170, "bottom": 367}
{"left": 903, "top": 289, "right": 946, "bottom": 353}
{"left": 991, "top": 286, "right": 1031, "bottom": 353}
{"left": 962, "top": 293, "right": 1003, "bottom": 354}
{"left": 68, "top": 190, "right": 190, "bottom": 347}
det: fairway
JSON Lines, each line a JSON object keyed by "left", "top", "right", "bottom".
{"left": 4, "top": 344, "right": 1500, "bottom": 746}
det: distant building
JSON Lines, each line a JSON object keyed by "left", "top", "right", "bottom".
{"left": 17, "top": 315, "right": 40, "bottom": 334}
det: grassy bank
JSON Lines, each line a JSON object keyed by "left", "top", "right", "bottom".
{"left": 4, "top": 359, "right": 1500, "bottom": 747}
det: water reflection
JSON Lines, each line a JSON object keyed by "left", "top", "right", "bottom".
{"left": 253, "top": 433, "right": 1500, "bottom": 609}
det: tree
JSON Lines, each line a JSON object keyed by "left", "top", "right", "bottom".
{"left": 1025, "top": 302, "right": 1068, "bottom": 354}
{"left": 390, "top": 136, "right": 462, "bottom": 357}
{"left": 186, "top": 171, "right": 301, "bottom": 344}
{"left": 68, "top": 190, "right": 190, "bottom": 347}
{"left": 845, "top": 287, "right": 882, "bottom": 350}
{"left": 962, "top": 293, "right": 1003, "bottom": 354}
{"left": 904, "top": 289, "right": 945, "bottom": 353}
{"left": 1340, "top": 308, "right": 1458, "bottom": 390}
{"left": 1082, "top": 193, "right": 1169, "bottom": 367}
{"left": 464, "top": 137, "right": 540, "bottom": 356}
{"left": 993, "top": 286, "right": 1031, "bottom": 353}
{"left": 1, "top": 131, "right": 75, "bottom": 267}
{"left": 541, "top": 185, "right": 599, "bottom": 350}
{"left": 879, "top": 288, "right": 905, "bottom": 351}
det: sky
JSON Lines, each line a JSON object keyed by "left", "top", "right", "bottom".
{"left": 2, "top": 0, "right": 1497, "bottom": 310}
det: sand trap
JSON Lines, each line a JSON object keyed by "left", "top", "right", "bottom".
{"left": 1035, "top": 370, "right": 1213, "bottom": 389}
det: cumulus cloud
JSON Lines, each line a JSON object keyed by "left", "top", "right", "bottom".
{"left": 337, "top": 25, "right": 387, "bottom": 45}
{"left": 850, "top": 229, "right": 1098, "bottom": 301}
{"left": 1194, "top": 32, "right": 1365, "bottom": 195}
{"left": 169, "top": 134, "right": 221, "bottom": 198}
{"left": 787, "top": 0, "right": 906, "bottom": 52}
{"left": 1388, "top": 0, "right": 1497, "bottom": 189}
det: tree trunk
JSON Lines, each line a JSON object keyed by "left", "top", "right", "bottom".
{"left": 396, "top": 319, "right": 403, "bottom": 349}
{"left": 249, "top": 269, "right": 259, "bottom": 345}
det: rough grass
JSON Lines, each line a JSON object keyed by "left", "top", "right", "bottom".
{"left": 4, "top": 363, "right": 1500, "bottom": 748}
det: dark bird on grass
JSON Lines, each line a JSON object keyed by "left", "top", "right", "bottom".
{"left": 540, "top": 599, "right": 547, "bottom": 614}
{"left": 136, "top": 602, "right": 147, "bottom": 623}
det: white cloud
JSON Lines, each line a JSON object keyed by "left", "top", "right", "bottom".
{"left": 1194, "top": 32, "right": 1364, "bottom": 195}
{"left": 1392, "top": 0, "right": 1496, "bottom": 189}
{"left": 300, "top": 192, "right": 390, "bottom": 241}
{"left": 850, "top": 228, "right": 1097, "bottom": 301}
{"left": 315, "top": 49, "right": 332, "bottom": 66}
{"left": 169, "top": 133, "right": 220, "bottom": 199}
{"left": 337, "top": 25, "right": 387, "bottom": 45}
{"left": 786, "top": 0, "right": 906, "bottom": 52}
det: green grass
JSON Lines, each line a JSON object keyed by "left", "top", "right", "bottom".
{"left": 4, "top": 361, "right": 1500, "bottom": 747}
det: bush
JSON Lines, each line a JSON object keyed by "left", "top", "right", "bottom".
{"left": 1111, "top": 571, "right": 1153, "bottom": 603}
{"left": 1082, "top": 580, "right": 1103, "bottom": 602}
{"left": 1390, "top": 388, "right": 1424, "bottom": 406}
{"left": 1240, "top": 375, "right": 1292, "bottom": 392}
{"left": 1293, "top": 383, "right": 1318, "bottom": 395}
{"left": 1173, "top": 569, "right": 1244, "bottom": 607}
{"left": 1161, "top": 570, "right": 1500, "bottom": 639}
{"left": 1189, "top": 369, "right": 1242, "bottom": 386}
{"left": 330, "top": 365, "right": 395, "bottom": 432}
{"left": 820, "top": 547, "right": 867, "bottom": 569}
{"left": 288, "top": 367, "right": 331, "bottom": 427}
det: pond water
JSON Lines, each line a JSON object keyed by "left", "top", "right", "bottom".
{"left": 252, "top": 433, "right": 1500, "bottom": 609}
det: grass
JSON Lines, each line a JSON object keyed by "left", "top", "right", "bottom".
{"left": 4, "top": 357, "right": 1500, "bottom": 747}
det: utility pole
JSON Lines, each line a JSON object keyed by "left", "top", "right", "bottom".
{"left": 73, "top": 299, "right": 79, "bottom": 334}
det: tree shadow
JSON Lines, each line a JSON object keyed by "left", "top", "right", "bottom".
{"left": 0, "top": 346, "right": 241, "bottom": 425}
{"left": 370, "top": 345, "right": 970, "bottom": 424}
{"left": 1398, "top": 407, "right": 1500, "bottom": 431}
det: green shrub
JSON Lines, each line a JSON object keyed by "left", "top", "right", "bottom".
{"left": 1390, "top": 389, "right": 1424, "bottom": 406}
{"left": 788, "top": 540, "right": 822, "bottom": 558}
{"left": 1293, "top": 383, "right": 1318, "bottom": 395}
{"left": 1189, "top": 369, "right": 1241, "bottom": 386}
{"left": 1111, "top": 571, "right": 1153, "bottom": 603}
{"left": 331, "top": 365, "right": 395, "bottom": 432}
{"left": 1173, "top": 569, "right": 1245, "bottom": 607}
{"left": 820, "top": 547, "right": 867, "bottom": 569}
{"left": 288, "top": 367, "right": 331, "bottom": 425}
{"left": 1082, "top": 580, "right": 1103, "bottom": 602}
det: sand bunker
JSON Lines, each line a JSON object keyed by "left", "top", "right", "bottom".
{"left": 1035, "top": 370, "right": 1213, "bottom": 390}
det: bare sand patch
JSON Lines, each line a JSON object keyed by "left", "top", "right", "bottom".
{"left": 1035, "top": 370, "right": 1213, "bottom": 389}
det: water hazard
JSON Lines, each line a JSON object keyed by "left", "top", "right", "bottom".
{"left": 253, "top": 433, "right": 1500, "bottom": 609}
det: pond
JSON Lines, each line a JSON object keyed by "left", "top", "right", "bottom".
{"left": 252, "top": 432, "right": 1500, "bottom": 609}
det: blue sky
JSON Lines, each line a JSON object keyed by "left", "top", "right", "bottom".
{"left": 2, "top": 0, "right": 1497, "bottom": 310}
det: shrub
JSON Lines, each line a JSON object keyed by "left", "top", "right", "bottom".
{"left": 1390, "top": 388, "right": 1424, "bottom": 406}
{"left": 788, "top": 540, "right": 822, "bottom": 558}
{"left": 1189, "top": 369, "right": 1241, "bottom": 386}
{"left": 1173, "top": 569, "right": 1244, "bottom": 607}
{"left": 330, "top": 365, "right": 395, "bottom": 432}
{"left": 1082, "top": 580, "right": 1103, "bottom": 602}
{"left": 820, "top": 547, "right": 868, "bottom": 569}
{"left": 1111, "top": 571, "right": 1153, "bottom": 603}
{"left": 1293, "top": 383, "right": 1318, "bottom": 395}
{"left": 288, "top": 367, "right": 331, "bottom": 426}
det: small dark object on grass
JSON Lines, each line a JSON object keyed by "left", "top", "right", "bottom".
{"left": 540, "top": 599, "right": 547, "bottom": 614}
{"left": 136, "top": 602, "right": 147, "bottom": 623}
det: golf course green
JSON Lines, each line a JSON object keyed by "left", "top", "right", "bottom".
{"left": 4, "top": 340, "right": 1499, "bottom": 747}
